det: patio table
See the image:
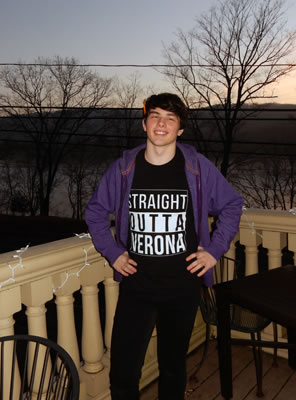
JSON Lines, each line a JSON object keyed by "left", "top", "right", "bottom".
{"left": 214, "top": 265, "right": 296, "bottom": 399}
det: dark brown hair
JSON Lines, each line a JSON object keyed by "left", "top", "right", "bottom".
{"left": 143, "top": 93, "right": 188, "bottom": 129}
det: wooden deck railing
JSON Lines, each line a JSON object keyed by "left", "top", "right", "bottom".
{"left": 0, "top": 208, "right": 295, "bottom": 399}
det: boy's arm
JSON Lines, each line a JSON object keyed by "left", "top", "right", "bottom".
{"left": 202, "top": 163, "right": 244, "bottom": 261}
{"left": 85, "top": 165, "right": 126, "bottom": 266}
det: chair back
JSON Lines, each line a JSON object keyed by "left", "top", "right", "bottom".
{"left": 200, "top": 256, "right": 238, "bottom": 324}
{"left": 213, "top": 256, "right": 239, "bottom": 285}
{"left": 0, "top": 334, "right": 79, "bottom": 400}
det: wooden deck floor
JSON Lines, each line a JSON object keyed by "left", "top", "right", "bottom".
{"left": 140, "top": 340, "right": 296, "bottom": 400}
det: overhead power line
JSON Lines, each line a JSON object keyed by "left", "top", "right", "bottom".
{"left": 0, "top": 62, "right": 296, "bottom": 68}
{"left": 0, "top": 138, "right": 292, "bottom": 158}
{"left": 1, "top": 129, "right": 296, "bottom": 147}
{"left": 1, "top": 105, "right": 296, "bottom": 115}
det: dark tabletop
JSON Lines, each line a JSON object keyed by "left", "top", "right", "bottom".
{"left": 214, "top": 265, "right": 296, "bottom": 329}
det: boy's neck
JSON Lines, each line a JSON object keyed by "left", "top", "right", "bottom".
{"left": 144, "top": 142, "right": 177, "bottom": 165}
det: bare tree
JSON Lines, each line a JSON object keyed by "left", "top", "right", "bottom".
{"left": 64, "top": 148, "right": 93, "bottom": 220}
{"left": 64, "top": 147, "right": 114, "bottom": 220}
{"left": 0, "top": 56, "right": 112, "bottom": 215}
{"left": 66, "top": 162, "right": 88, "bottom": 220}
{"left": 112, "top": 73, "right": 144, "bottom": 150}
{"left": 231, "top": 157, "right": 296, "bottom": 209}
{"left": 0, "top": 160, "right": 16, "bottom": 214}
{"left": 163, "top": 0, "right": 296, "bottom": 176}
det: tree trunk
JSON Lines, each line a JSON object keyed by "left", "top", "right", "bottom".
{"left": 39, "top": 196, "right": 50, "bottom": 216}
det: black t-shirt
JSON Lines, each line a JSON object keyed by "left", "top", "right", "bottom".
{"left": 124, "top": 148, "right": 200, "bottom": 294}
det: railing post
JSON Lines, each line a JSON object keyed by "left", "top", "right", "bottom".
{"left": 288, "top": 233, "right": 296, "bottom": 265}
{"left": 78, "top": 256, "right": 115, "bottom": 399}
{"left": 21, "top": 277, "right": 53, "bottom": 337}
{"left": 0, "top": 287, "right": 22, "bottom": 399}
{"left": 262, "top": 231, "right": 287, "bottom": 270}
{"left": 80, "top": 257, "right": 105, "bottom": 374}
{"left": 103, "top": 277, "right": 119, "bottom": 361}
{"left": 53, "top": 271, "right": 81, "bottom": 371}
{"left": 0, "top": 286, "right": 21, "bottom": 336}
{"left": 261, "top": 231, "right": 288, "bottom": 342}
{"left": 22, "top": 278, "right": 54, "bottom": 399}
{"left": 239, "top": 227, "right": 262, "bottom": 275}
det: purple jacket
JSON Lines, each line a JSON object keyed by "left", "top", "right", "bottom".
{"left": 85, "top": 143, "right": 243, "bottom": 287}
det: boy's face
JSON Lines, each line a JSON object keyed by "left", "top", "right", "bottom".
{"left": 142, "top": 107, "right": 184, "bottom": 149}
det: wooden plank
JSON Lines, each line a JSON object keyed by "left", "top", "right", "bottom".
{"left": 186, "top": 344, "right": 254, "bottom": 400}
{"left": 187, "top": 340, "right": 219, "bottom": 381}
{"left": 140, "top": 380, "right": 158, "bottom": 400}
{"left": 230, "top": 351, "right": 274, "bottom": 400}
{"left": 273, "top": 370, "right": 296, "bottom": 400}
{"left": 140, "top": 341, "right": 296, "bottom": 400}
{"left": 141, "top": 341, "right": 219, "bottom": 400}
{"left": 244, "top": 356, "right": 293, "bottom": 400}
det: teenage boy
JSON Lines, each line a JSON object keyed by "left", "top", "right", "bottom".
{"left": 85, "top": 93, "right": 243, "bottom": 400}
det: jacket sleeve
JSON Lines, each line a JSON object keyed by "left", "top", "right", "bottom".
{"left": 200, "top": 159, "right": 244, "bottom": 261}
{"left": 85, "top": 162, "right": 126, "bottom": 266}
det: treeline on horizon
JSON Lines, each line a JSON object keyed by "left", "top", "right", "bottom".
{"left": 1, "top": 103, "right": 295, "bottom": 157}
{"left": 0, "top": 102, "right": 295, "bottom": 218}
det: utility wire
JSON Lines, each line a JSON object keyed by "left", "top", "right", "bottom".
{"left": 1, "top": 115, "right": 295, "bottom": 121}
{"left": 1, "top": 129, "right": 296, "bottom": 147}
{"left": 1, "top": 105, "right": 296, "bottom": 119}
{"left": 0, "top": 138, "right": 291, "bottom": 157}
{"left": 0, "top": 62, "right": 296, "bottom": 68}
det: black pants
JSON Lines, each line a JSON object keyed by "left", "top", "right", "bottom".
{"left": 109, "top": 282, "right": 201, "bottom": 400}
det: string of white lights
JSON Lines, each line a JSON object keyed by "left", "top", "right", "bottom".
{"left": 52, "top": 233, "right": 94, "bottom": 293}
{"left": 242, "top": 206, "right": 296, "bottom": 239}
{"left": 0, "top": 234, "right": 95, "bottom": 292}
{"left": 0, "top": 244, "right": 29, "bottom": 289}
{"left": 74, "top": 233, "right": 92, "bottom": 239}
{"left": 242, "top": 206, "right": 263, "bottom": 239}
{"left": 1, "top": 209, "right": 294, "bottom": 291}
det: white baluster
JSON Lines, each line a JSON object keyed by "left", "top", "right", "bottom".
{"left": 0, "top": 287, "right": 22, "bottom": 399}
{"left": 53, "top": 268, "right": 81, "bottom": 372}
{"left": 79, "top": 253, "right": 105, "bottom": 374}
{"left": 103, "top": 277, "right": 119, "bottom": 361}
{"left": 79, "top": 255, "right": 112, "bottom": 398}
{"left": 55, "top": 293, "right": 80, "bottom": 370}
{"left": 240, "top": 228, "right": 261, "bottom": 275}
{"left": 21, "top": 277, "right": 53, "bottom": 336}
{"left": 262, "top": 231, "right": 287, "bottom": 346}
{"left": 81, "top": 284, "right": 104, "bottom": 373}
{"left": 22, "top": 278, "right": 53, "bottom": 398}
{"left": 262, "top": 231, "right": 287, "bottom": 270}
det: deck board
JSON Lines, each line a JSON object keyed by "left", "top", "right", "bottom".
{"left": 140, "top": 340, "right": 296, "bottom": 400}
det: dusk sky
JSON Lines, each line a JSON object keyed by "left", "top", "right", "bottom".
{"left": 1, "top": 0, "right": 296, "bottom": 103}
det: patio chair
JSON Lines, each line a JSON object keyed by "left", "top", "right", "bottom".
{"left": 0, "top": 334, "right": 79, "bottom": 400}
{"left": 190, "top": 256, "right": 278, "bottom": 397}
